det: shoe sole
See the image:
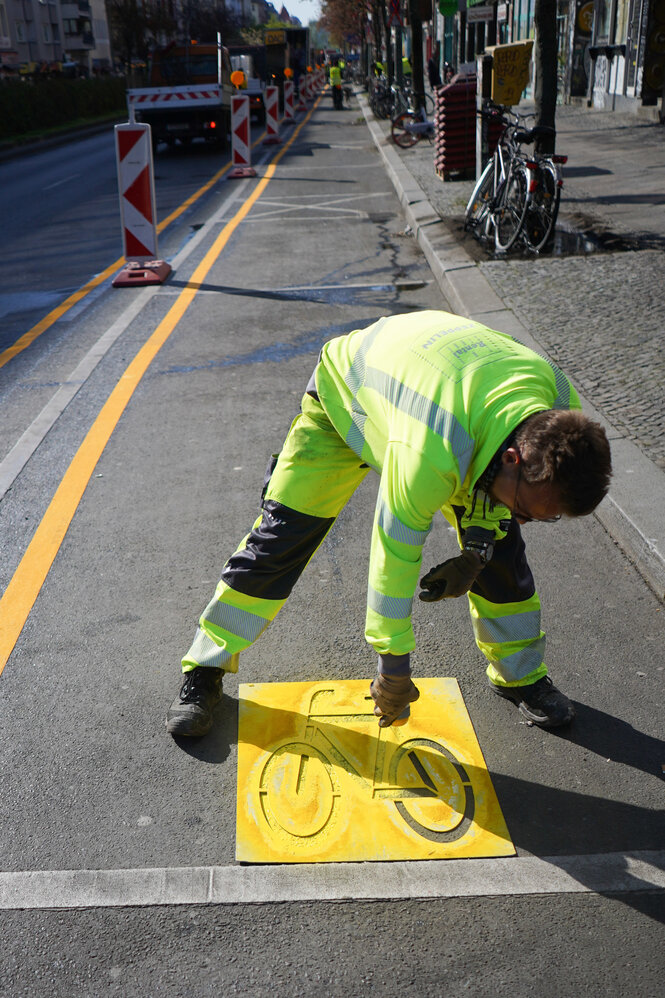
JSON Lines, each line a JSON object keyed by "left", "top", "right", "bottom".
{"left": 489, "top": 683, "right": 575, "bottom": 729}
{"left": 165, "top": 712, "right": 213, "bottom": 738}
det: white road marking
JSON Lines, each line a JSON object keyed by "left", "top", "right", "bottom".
{"left": 43, "top": 173, "right": 80, "bottom": 191}
{"left": 0, "top": 850, "right": 662, "bottom": 910}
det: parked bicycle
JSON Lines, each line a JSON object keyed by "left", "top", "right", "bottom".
{"left": 523, "top": 149, "right": 567, "bottom": 252}
{"left": 464, "top": 101, "right": 567, "bottom": 253}
{"left": 369, "top": 75, "right": 393, "bottom": 119}
{"left": 391, "top": 80, "right": 435, "bottom": 119}
{"left": 391, "top": 104, "right": 435, "bottom": 148}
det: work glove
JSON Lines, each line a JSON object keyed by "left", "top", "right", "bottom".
{"left": 370, "top": 654, "right": 420, "bottom": 728}
{"left": 418, "top": 549, "right": 484, "bottom": 601}
{"left": 419, "top": 528, "right": 495, "bottom": 601}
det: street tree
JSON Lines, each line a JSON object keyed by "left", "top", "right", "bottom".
{"left": 534, "top": 0, "right": 558, "bottom": 153}
{"left": 406, "top": 0, "right": 425, "bottom": 108}
{"left": 320, "top": 0, "right": 366, "bottom": 51}
{"left": 107, "top": 0, "right": 150, "bottom": 71}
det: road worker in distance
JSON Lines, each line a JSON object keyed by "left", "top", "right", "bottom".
{"left": 166, "top": 311, "right": 612, "bottom": 738}
{"left": 329, "top": 57, "right": 343, "bottom": 110}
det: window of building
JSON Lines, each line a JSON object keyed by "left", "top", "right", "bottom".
{"left": 594, "top": 0, "right": 612, "bottom": 42}
{"left": 613, "top": 0, "right": 630, "bottom": 43}
{"left": 15, "top": 19, "right": 26, "bottom": 41}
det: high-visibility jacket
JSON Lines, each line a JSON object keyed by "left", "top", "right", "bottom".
{"left": 329, "top": 65, "right": 342, "bottom": 86}
{"left": 313, "top": 311, "right": 579, "bottom": 656}
{"left": 183, "top": 311, "right": 579, "bottom": 684}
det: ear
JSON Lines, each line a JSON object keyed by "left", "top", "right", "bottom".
{"left": 501, "top": 446, "right": 521, "bottom": 467}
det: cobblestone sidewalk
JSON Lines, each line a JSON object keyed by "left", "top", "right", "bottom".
{"left": 374, "top": 101, "right": 665, "bottom": 474}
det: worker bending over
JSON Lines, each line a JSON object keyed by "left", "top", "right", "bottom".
{"left": 167, "top": 311, "right": 611, "bottom": 737}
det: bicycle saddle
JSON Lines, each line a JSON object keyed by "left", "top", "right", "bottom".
{"left": 514, "top": 125, "right": 556, "bottom": 144}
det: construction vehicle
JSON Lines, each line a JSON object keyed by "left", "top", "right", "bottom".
{"left": 228, "top": 49, "right": 266, "bottom": 122}
{"left": 126, "top": 41, "right": 234, "bottom": 151}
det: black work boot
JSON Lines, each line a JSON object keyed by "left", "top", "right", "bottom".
{"left": 166, "top": 668, "right": 224, "bottom": 737}
{"left": 489, "top": 675, "right": 575, "bottom": 729}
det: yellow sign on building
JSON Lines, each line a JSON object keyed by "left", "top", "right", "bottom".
{"left": 486, "top": 40, "right": 534, "bottom": 106}
{"left": 236, "top": 678, "right": 514, "bottom": 863}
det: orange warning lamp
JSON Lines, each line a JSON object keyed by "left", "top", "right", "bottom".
{"left": 307, "top": 65, "right": 313, "bottom": 72}
{"left": 284, "top": 67, "right": 293, "bottom": 79}
{"left": 231, "top": 70, "right": 246, "bottom": 88}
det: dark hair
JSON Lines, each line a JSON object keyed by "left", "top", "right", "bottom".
{"left": 515, "top": 410, "right": 612, "bottom": 516}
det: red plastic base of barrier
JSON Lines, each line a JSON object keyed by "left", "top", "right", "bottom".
{"left": 262, "top": 134, "right": 282, "bottom": 145}
{"left": 112, "top": 260, "right": 171, "bottom": 288}
{"left": 228, "top": 166, "right": 257, "bottom": 179}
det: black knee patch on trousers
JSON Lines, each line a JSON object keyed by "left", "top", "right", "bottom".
{"left": 454, "top": 507, "right": 535, "bottom": 605}
{"left": 221, "top": 499, "right": 335, "bottom": 601}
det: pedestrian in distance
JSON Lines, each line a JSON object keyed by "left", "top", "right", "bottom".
{"left": 166, "top": 311, "right": 612, "bottom": 739}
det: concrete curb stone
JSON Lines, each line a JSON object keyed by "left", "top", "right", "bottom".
{"left": 359, "top": 92, "right": 665, "bottom": 602}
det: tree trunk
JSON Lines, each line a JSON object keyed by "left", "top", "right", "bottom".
{"left": 381, "top": 2, "right": 394, "bottom": 85}
{"left": 407, "top": 0, "right": 425, "bottom": 110}
{"left": 533, "top": 0, "right": 558, "bottom": 153}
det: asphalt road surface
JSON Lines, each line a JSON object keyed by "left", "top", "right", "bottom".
{"left": 0, "top": 92, "right": 663, "bottom": 997}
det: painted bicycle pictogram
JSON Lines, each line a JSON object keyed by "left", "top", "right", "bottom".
{"left": 257, "top": 688, "right": 475, "bottom": 844}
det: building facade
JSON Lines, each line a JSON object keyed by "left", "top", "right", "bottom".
{"left": 0, "top": 0, "right": 111, "bottom": 74}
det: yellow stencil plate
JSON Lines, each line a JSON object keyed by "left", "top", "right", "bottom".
{"left": 236, "top": 678, "right": 514, "bottom": 863}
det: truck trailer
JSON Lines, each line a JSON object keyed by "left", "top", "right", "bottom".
{"left": 126, "top": 43, "right": 234, "bottom": 151}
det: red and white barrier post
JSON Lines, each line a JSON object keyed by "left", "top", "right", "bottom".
{"left": 262, "top": 85, "right": 281, "bottom": 144}
{"left": 113, "top": 122, "right": 171, "bottom": 288}
{"left": 283, "top": 79, "right": 295, "bottom": 124}
{"left": 296, "top": 75, "right": 308, "bottom": 113}
{"left": 229, "top": 94, "right": 257, "bottom": 179}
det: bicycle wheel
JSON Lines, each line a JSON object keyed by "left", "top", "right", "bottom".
{"left": 464, "top": 157, "right": 495, "bottom": 237}
{"left": 259, "top": 741, "right": 339, "bottom": 838}
{"left": 524, "top": 161, "right": 561, "bottom": 252}
{"left": 392, "top": 111, "right": 419, "bottom": 148}
{"left": 389, "top": 738, "right": 476, "bottom": 843}
{"left": 494, "top": 163, "right": 529, "bottom": 252}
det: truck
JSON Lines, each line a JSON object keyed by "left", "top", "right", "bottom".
{"left": 228, "top": 48, "right": 267, "bottom": 123}
{"left": 126, "top": 42, "right": 234, "bottom": 151}
{"left": 262, "top": 26, "right": 311, "bottom": 90}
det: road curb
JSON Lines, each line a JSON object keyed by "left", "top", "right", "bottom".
{"left": 359, "top": 93, "right": 665, "bottom": 602}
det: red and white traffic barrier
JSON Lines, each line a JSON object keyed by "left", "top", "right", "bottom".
{"left": 113, "top": 122, "right": 170, "bottom": 287}
{"left": 295, "top": 76, "right": 308, "bottom": 113}
{"left": 262, "top": 85, "right": 281, "bottom": 145}
{"left": 229, "top": 94, "right": 257, "bottom": 179}
{"left": 283, "top": 79, "right": 295, "bottom": 124}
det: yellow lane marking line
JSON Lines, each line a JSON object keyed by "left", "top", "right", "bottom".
{"left": 0, "top": 128, "right": 271, "bottom": 372}
{"left": 236, "top": 679, "right": 514, "bottom": 864}
{"left": 0, "top": 99, "right": 321, "bottom": 673}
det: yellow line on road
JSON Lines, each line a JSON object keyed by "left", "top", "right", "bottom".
{"left": 0, "top": 128, "right": 271, "bottom": 372}
{"left": 0, "top": 99, "right": 321, "bottom": 672}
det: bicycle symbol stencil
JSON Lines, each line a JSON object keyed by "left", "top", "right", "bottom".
{"left": 236, "top": 678, "right": 514, "bottom": 863}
